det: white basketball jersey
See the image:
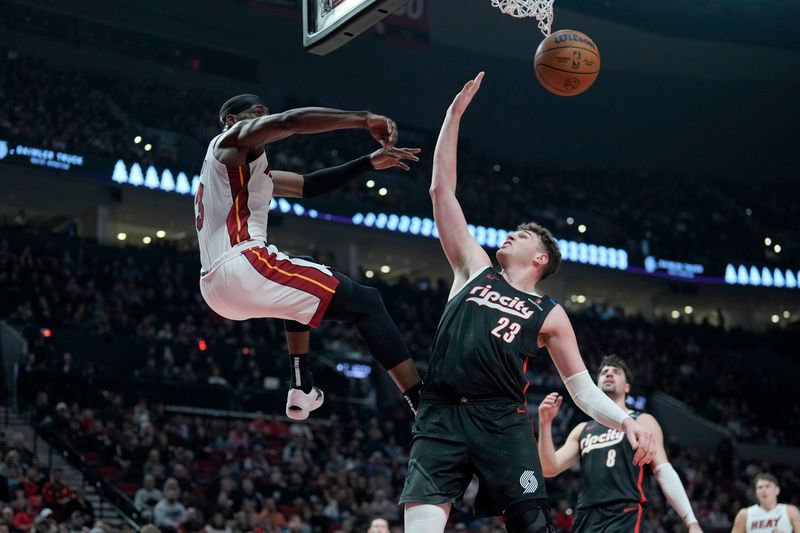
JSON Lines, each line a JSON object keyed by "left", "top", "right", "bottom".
{"left": 746, "top": 504, "right": 791, "bottom": 533}
{"left": 194, "top": 134, "right": 273, "bottom": 272}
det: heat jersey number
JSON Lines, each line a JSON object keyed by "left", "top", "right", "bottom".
{"left": 606, "top": 449, "right": 616, "bottom": 467}
{"left": 491, "top": 317, "right": 521, "bottom": 343}
{"left": 195, "top": 183, "right": 205, "bottom": 230}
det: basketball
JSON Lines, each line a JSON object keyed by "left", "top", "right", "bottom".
{"left": 534, "top": 29, "right": 601, "bottom": 96}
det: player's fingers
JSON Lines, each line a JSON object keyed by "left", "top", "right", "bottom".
{"left": 473, "top": 71, "right": 485, "bottom": 89}
{"left": 395, "top": 149, "right": 419, "bottom": 161}
{"left": 396, "top": 161, "right": 410, "bottom": 171}
{"left": 555, "top": 396, "right": 563, "bottom": 408}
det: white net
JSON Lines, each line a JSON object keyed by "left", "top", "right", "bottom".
{"left": 490, "top": 0, "right": 555, "bottom": 36}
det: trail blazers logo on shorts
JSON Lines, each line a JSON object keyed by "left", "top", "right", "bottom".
{"left": 466, "top": 285, "right": 534, "bottom": 319}
{"left": 519, "top": 470, "right": 539, "bottom": 494}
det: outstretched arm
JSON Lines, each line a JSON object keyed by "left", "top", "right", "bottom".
{"left": 430, "top": 73, "right": 492, "bottom": 295}
{"left": 540, "top": 305, "right": 656, "bottom": 466}
{"left": 537, "top": 392, "right": 583, "bottom": 477}
{"left": 218, "top": 108, "right": 398, "bottom": 149}
{"left": 271, "top": 147, "right": 420, "bottom": 198}
{"left": 640, "top": 414, "right": 702, "bottom": 531}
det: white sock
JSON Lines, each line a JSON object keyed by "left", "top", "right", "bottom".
{"left": 404, "top": 503, "right": 449, "bottom": 533}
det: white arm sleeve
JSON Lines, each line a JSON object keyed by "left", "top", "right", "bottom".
{"left": 654, "top": 463, "right": 698, "bottom": 525}
{"left": 562, "top": 370, "right": 629, "bottom": 431}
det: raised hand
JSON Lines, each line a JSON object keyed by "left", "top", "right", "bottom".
{"left": 368, "top": 147, "right": 421, "bottom": 171}
{"left": 448, "top": 72, "right": 485, "bottom": 117}
{"left": 366, "top": 114, "right": 398, "bottom": 149}
{"left": 622, "top": 417, "right": 656, "bottom": 466}
{"left": 537, "top": 392, "right": 563, "bottom": 425}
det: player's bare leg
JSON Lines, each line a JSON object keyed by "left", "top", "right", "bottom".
{"left": 284, "top": 322, "right": 323, "bottom": 420}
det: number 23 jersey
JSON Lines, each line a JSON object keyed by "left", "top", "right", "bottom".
{"left": 424, "top": 267, "right": 556, "bottom": 403}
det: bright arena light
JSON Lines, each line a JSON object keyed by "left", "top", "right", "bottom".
{"left": 671, "top": 310, "right": 680, "bottom": 319}
{"left": 156, "top": 230, "right": 166, "bottom": 238}
{"left": 578, "top": 224, "right": 587, "bottom": 234}
{"left": 576, "top": 294, "right": 587, "bottom": 304}
{"left": 380, "top": 265, "right": 391, "bottom": 274}
{"left": 133, "top": 135, "right": 142, "bottom": 144}
{"left": 774, "top": 244, "right": 782, "bottom": 253}
{"left": 771, "top": 314, "right": 780, "bottom": 323}
{"left": 366, "top": 179, "right": 375, "bottom": 188}
{"left": 764, "top": 237, "right": 772, "bottom": 246}
{"left": 566, "top": 217, "right": 574, "bottom": 225}
{"left": 117, "top": 232, "right": 127, "bottom": 241}
{"left": 783, "top": 310, "right": 791, "bottom": 318}
{"left": 142, "top": 236, "right": 152, "bottom": 244}
{"left": 365, "top": 270, "right": 374, "bottom": 279}
{"left": 684, "top": 305, "right": 694, "bottom": 314}
{"left": 144, "top": 143, "right": 152, "bottom": 152}
{"left": 378, "top": 187, "right": 388, "bottom": 196}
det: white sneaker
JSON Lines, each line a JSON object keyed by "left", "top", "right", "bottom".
{"left": 286, "top": 387, "right": 324, "bottom": 420}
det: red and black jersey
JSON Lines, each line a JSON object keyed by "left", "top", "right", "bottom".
{"left": 577, "top": 412, "right": 648, "bottom": 509}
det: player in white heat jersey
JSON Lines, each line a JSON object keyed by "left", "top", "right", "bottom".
{"left": 731, "top": 473, "right": 800, "bottom": 533}
{"left": 195, "top": 94, "right": 423, "bottom": 420}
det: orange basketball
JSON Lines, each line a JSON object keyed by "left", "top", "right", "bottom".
{"left": 534, "top": 29, "right": 601, "bottom": 96}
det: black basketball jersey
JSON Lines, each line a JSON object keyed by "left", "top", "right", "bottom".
{"left": 423, "top": 267, "right": 556, "bottom": 403}
{"left": 576, "top": 412, "right": 648, "bottom": 509}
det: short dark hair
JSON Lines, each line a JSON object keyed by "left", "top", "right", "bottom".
{"left": 754, "top": 473, "right": 779, "bottom": 487}
{"left": 517, "top": 221, "right": 561, "bottom": 280}
{"left": 598, "top": 354, "right": 633, "bottom": 387}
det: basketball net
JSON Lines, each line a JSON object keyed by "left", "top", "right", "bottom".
{"left": 490, "top": 0, "right": 554, "bottom": 36}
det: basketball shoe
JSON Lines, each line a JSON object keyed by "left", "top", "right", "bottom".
{"left": 286, "top": 386, "right": 324, "bottom": 420}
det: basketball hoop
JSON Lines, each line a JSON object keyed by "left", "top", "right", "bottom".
{"left": 490, "top": 0, "right": 555, "bottom": 36}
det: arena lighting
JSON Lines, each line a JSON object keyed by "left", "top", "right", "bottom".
{"left": 106, "top": 161, "right": 800, "bottom": 287}
{"left": 365, "top": 270, "right": 374, "bottom": 278}
{"left": 671, "top": 310, "right": 680, "bottom": 319}
{"left": 335, "top": 362, "right": 372, "bottom": 379}
{"left": 764, "top": 237, "right": 772, "bottom": 246}
{"left": 380, "top": 265, "right": 391, "bottom": 274}
{"left": 116, "top": 232, "right": 127, "bottom": 241}
{"left": 142, "top": 236, "right": 152, "bottom": 244}
{"left": 366, "top": 179, "right": 375, "bottom": 188}
{"left": 724, "top": 264, "right": 798, "bottom": 289}
{"left": 783, "top": 310, "right": 791, "bottom": 319}
{"left": 684, "top": 305, "right": 694, "bottom": 314}
{"left": 156, "top": 230, "right": 166, "bottom": 239}
{"left": 143, "top": 144, "right": 152, "bottom": 152}
{"left": 771, "top": 314, "right": 780, "bottom": 324}
{"left": 378, "top": 187, "right": 388, "bottom": 196}
{"left": 198, "top": 339, "right": 208, "bottom": 351}
{"left": 41, "top": 328, "right": 52, "bottom": 338}
{"left": 133, "top": 136, "right": 142, "bottom": 144}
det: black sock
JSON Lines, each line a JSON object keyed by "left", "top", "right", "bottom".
{"left": 289, "top": 353, "right": 313, "bottom": 394}
{"left": 402, "top": 382, "right": 422, "bottom": 414}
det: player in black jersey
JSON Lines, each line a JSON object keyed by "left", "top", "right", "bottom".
{"left": 399, "top": 73, "right": 656, "bottom": 533}
{"left": 538, "top": 355, "right": 703, "bottom": 532}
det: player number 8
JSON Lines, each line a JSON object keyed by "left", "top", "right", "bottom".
{"left": 606, "top": 449, "right": 616, "bottom": 467}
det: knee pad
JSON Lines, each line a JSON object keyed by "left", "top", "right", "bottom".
{"left": 504, "top": 500, "right": 555, "bottom": 533}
